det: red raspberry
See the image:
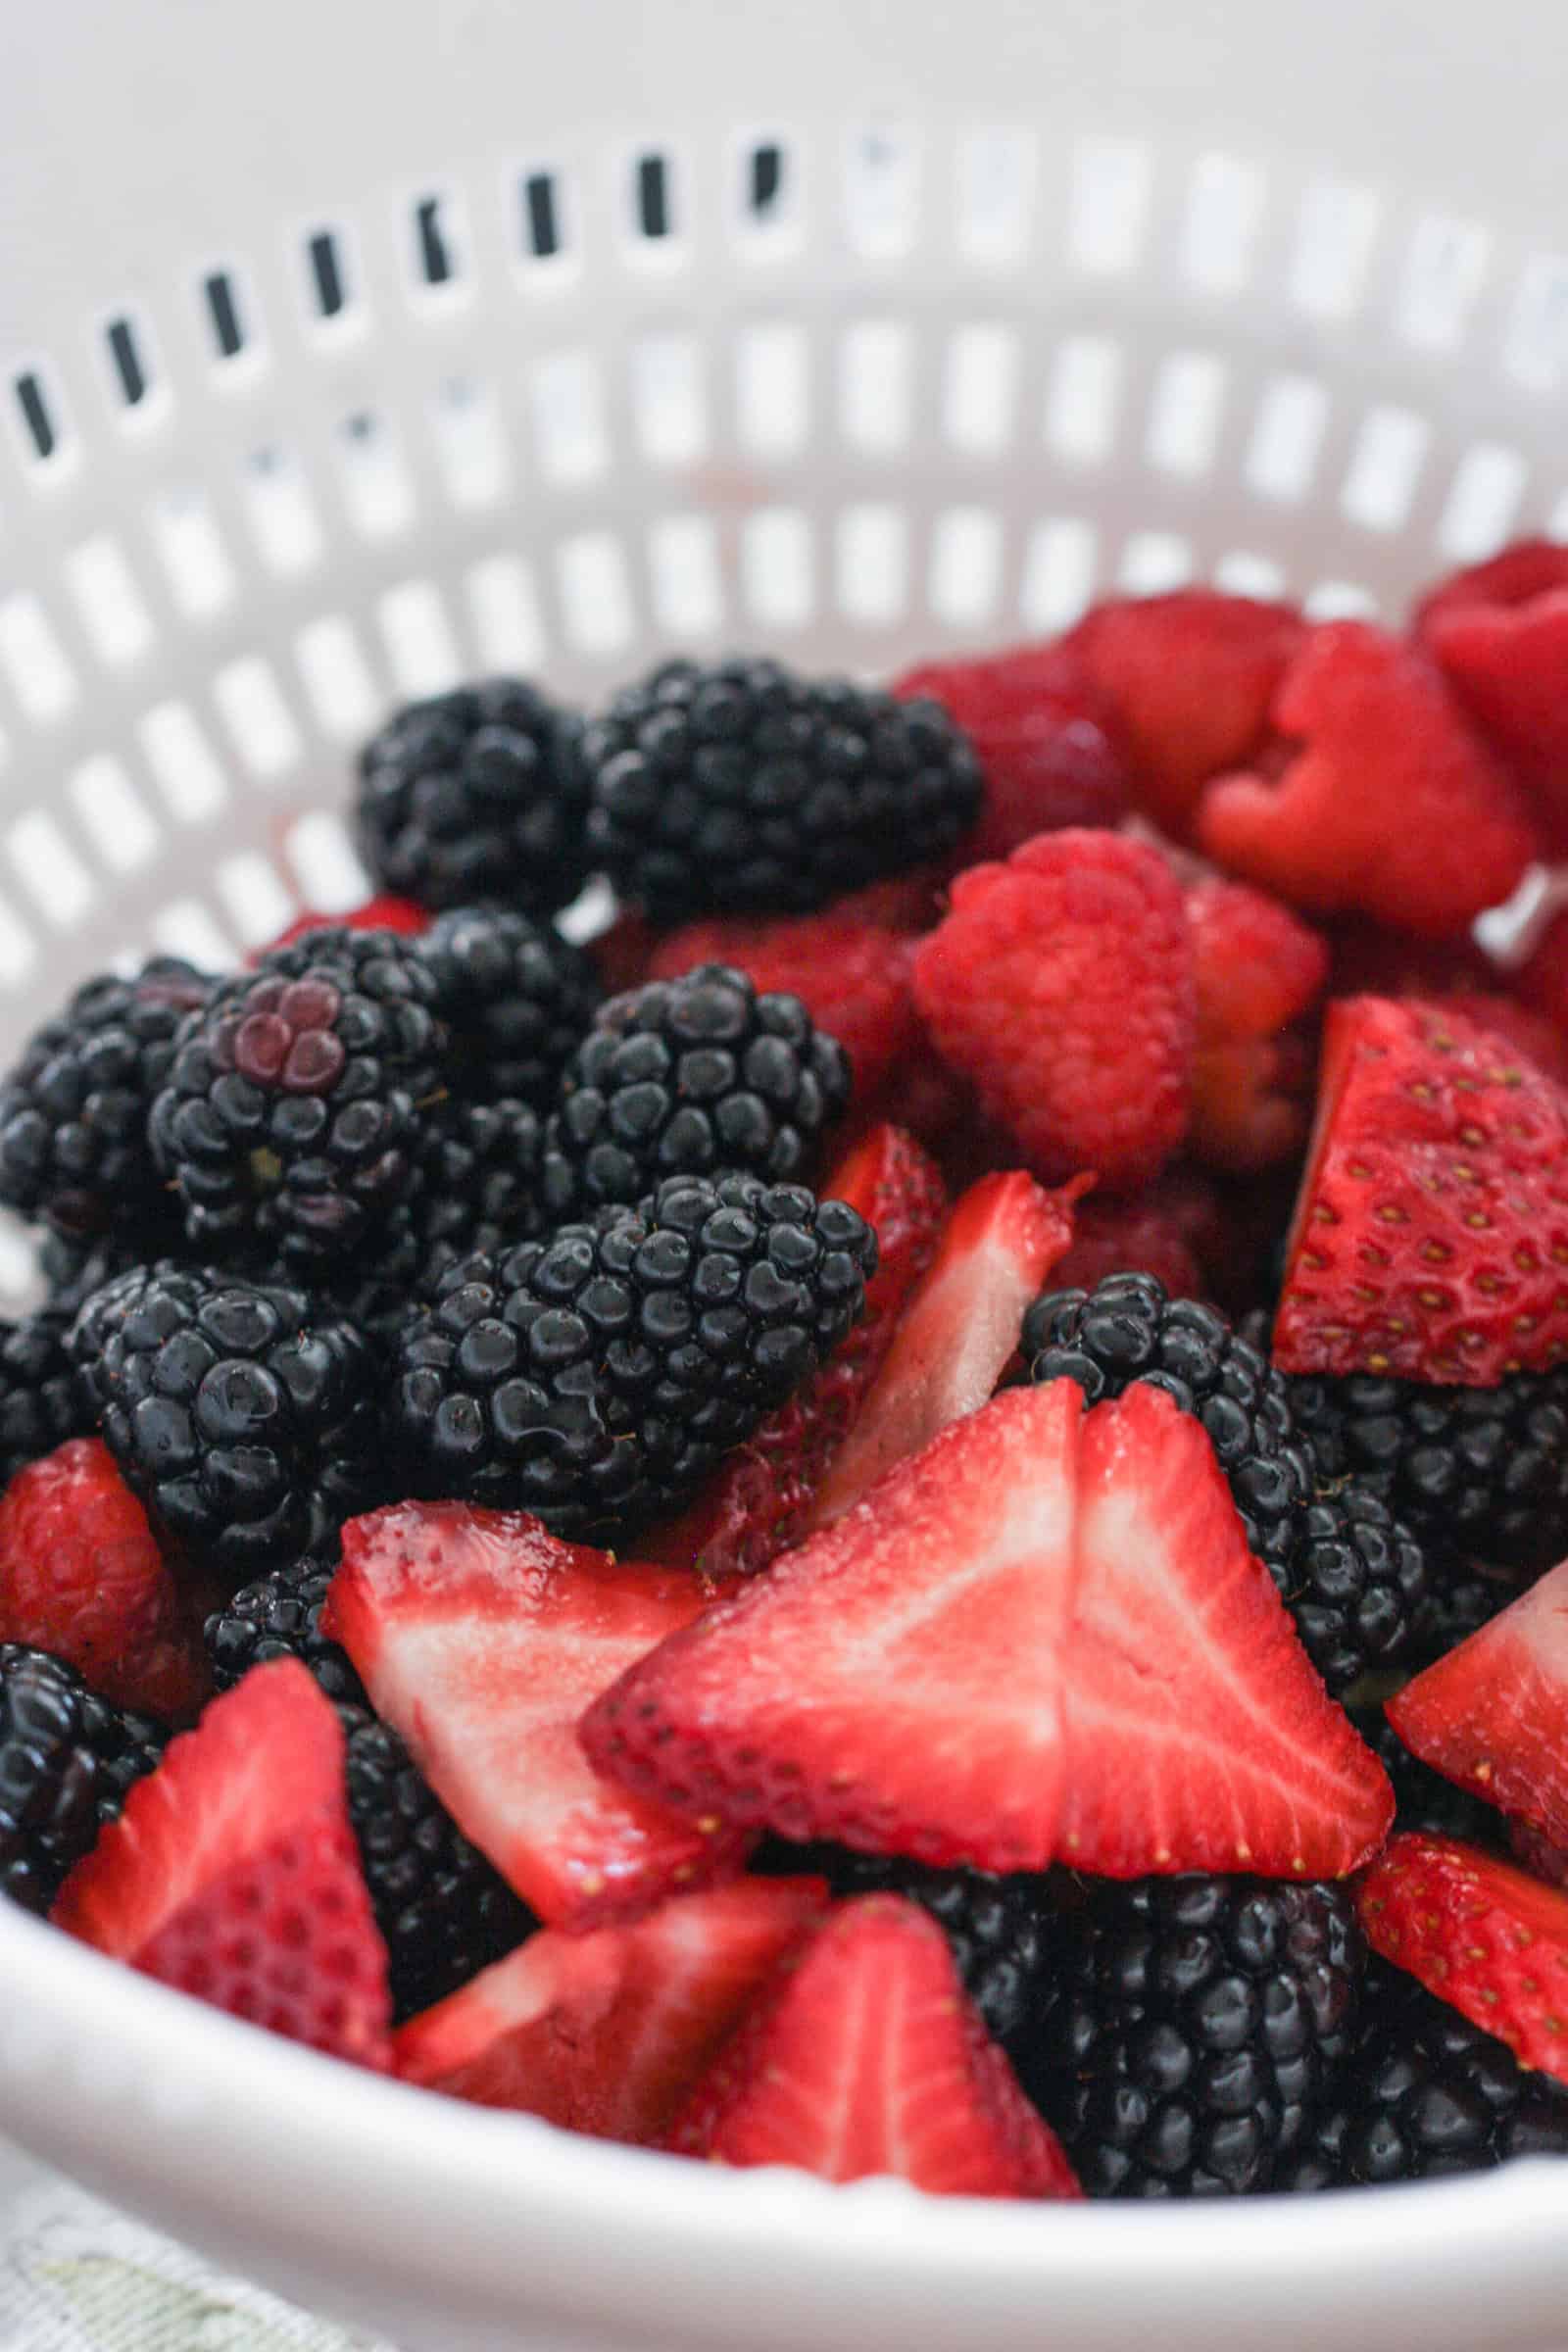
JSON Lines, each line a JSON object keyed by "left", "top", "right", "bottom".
{"left": 1063, "top": 591, "right": 1306, "bottom": 840}
{"left": 1198, "top": 622, "right": 1541, "bottom": 939}
{"left": 910, "top": 830, "right": 1194, "bottom": 1191}
{"left": 1416, "top": 540, "right": 1568, "bottom": 856}
{"left": 648, "top": 915, "right": 917, "bottom": 1102}
{"left": 1186, "top": 880, "right": 1328, "bottom": 1172}
{"left": 0, "top": 1440, "right": 209, "bottom": 1722}
{"left": 588, "top": 909, "right": 657, "bottom": 998}
{"left": 893, "top": 644, "right": 1129, "bottom": 865}
{"left": 1053, "top": 1194, "right": 1204, "bottom": 1299}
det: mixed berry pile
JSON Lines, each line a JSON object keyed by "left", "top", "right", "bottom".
{"left": 10, "top": 555, "right": 1568, "bottom": 2201}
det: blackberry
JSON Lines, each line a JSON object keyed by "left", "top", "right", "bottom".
{"left": 756, "top": 1840, "right": 1054, "bottom": 2042}
{"left": 0, "top": 1643, "right": 167, "bottom": 1911}
{"left": 583, "top": 657, "right": 981, "bottom": 924}
{"left": 41, "top": 1229, "right": 170, "bottom": 1314}
{"left": 1420, "top": 1558, "right": 1533, "bottom": 1660}
{"left": 71, "top": 1263, "right": 384, "bottom": 1585}
{"left": 419, "top": 906, "right": 601, "bottom": 1112}
{"left": 0, "top": 1308, "right": 92, "bottom": 1490}
{"left": 150, "top": 928, "right": 446, "bottom": 1268}
{"left": 334, "top": 1097, "right": 543, "bottom": 1348}
{"left": 390, "top": 1171, "right": 877, "bottom": 1538}
{"left": 1284, "top": 1959, "right": 1568, "bottom": 2188}
{"left": 341, "top": 1705, "right": 534, "bottom": 2020}
{"left": 1012, "top": 1873, "right": 1367, "bottom": 2196}
{"left": 1023, "top": 1276, "right": 1315, "bottom": 1597}
{"left": 205, "top": 1556, "right": 368, "bottom": 1708}
{"left": 1285, "top": 1367, "right": 1568, "bottom": 1576}
{"left": 540, "top": 965, "right": 851, "bottom": 1219}
{"left": 1349, "top": 1705, "right": 1500, "bottom": 1846}
{"left": 356, "top": 679, "right": 591, "bottom": 916}
{"left": 1286, "top": 1490, "right": 1431, "bottom": 1698}
{"left": 0, "top": 958, "right": 210, "bottom": 1240}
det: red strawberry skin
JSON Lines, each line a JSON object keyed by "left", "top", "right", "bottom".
{"left": 641, "top": 1124, "right": 948, "bottom": 1576}
{"left": 583, "top": 1380, "right": 1390, "bottom": 1881}
{"left": 808, "top": 1169, "right": 1080, "bottom": 1528}
{"left": 52, "top": 1660, "right": 391, "bottom": 2068}
{"left": 325, "top": 1503, "right": 749, "bottom": 1930}
{"left": 0, "top": 1439, "right": 210, "bottom": 1722}
{"left": 893, "top": 643, "right": 1130, "bottom": 864}
{"left": 1064, "top": 591, "right": 1306, "bottom": 839}
{"left": 1198, "top": 621, "right": 1540, "bottom": 939}
{"left": 1416, "top": 540, "right": 1568, "bottom": 856}
{"left": 1388, "top": 1560, "right": 1568, "bottom": 1847}
{"left": 1358, "top": 1833, "right": 1568, "bottom": 2084}
{"left": 394, "top": 1877, "right": 826, "bottom": 2143}
{"left": 1273, "top": 994, "right": 1568, "bottom": 1383}
{"left": 646, "top": 915, "right": 917, "bottom": 1102}
{"left": 911, "top": 829, "right": 1195, "bottom": 1190}
{"left": 1054, "top": 1382, "right": 1391, "bottom": 1878}
{"left": 586, "top": 1383, "right": 1086, "bottom": 1872}
{"left": 663, "top": 1894, "right": 1080, "bottom": 2198}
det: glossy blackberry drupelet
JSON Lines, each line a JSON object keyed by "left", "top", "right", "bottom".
{"left": 1349, "top": 1706, "right": 1501, "bottom": 1847}
{"left": 390, "top": 1172, "right": 877, "bottom": 1539}
{"left": 582, "top": 657, "right": 982, "bottom": 924}
{"left": 1284, "top": 1367, "right": 1568, "bottom": 1576}
{"left": 540, "top": 965, "right": 852, "bottom": 1219}
{"left": 0, "top": 1644, "right": 167, "bottom": 1912}
{"left": 1023, "top": 1276, "right": 1315, "bottom": 1598}
{"left": 72, "top": 1263, "right": 384, "bottom": 1586}
{"left": 418, "top": 906, "right": 602, "bottom": 1113}
{"left": 340, "top": 1705, "right": 535, "bottom": 2020}
{"left": 1286, "top": 1490, "right": 1431, "bottom": 1698}
{"left": 334, "top": 1097, "right": 543, "bottom": 1349}
{"left": 0, "top": 1309, "right": 93, "bottom": 1491}
{"left": 0, "top": 959, "right": 210, "bottom": 1241}
{"left": 756, "top": 1839, "right": 1055, "bottom": 2043}
{"left": 356, "top": 679, "right": 591, "bottom": 916}
{"left": 149, "top": 927, "right": 446, "bottom": 1269}
{"left": 1012, "top": 1873, "right": 1367, "bottom": 2197}
{"left": 205, "top": 1556, "right": 368, "bottom": 1708}
{"left": 41, "top": 1229, "right": 174, "bottom": 1315}
{"left": 1283, "top": 1959, "right": 1568, "bottom": 2188}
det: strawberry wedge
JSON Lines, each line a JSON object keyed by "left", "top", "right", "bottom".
{"left": 808, "top": 1169, "right": 1083, "bottom": 1527}
{"left": 1388, "top": 1559, "right": 1568, "bottom": 1847}
{"left": 325, "top": 1503, "right": 750, "bottom": 1931}
{"left": 1359, "top": 1834, "right": 1568, "bottom": 2085}
{"left": 664, "top": 1895, "right": 1080, "bottom": 2197}
{"left": 395, "top": 1877, "right": 826, "bottom": 2143}
{"left": 53, "top": 1661, "right": 391, "bottom": 2069}
{"left": 583, "top": 1381, "right": 1390, "bottom": 1879}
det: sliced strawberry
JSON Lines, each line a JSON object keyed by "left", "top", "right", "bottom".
{"left": 324, "top": 1503, "right": 750, "bottom": 1930}
{"left": 52, "top": 1660, "right": 390, "bottom": 2067}
{"left": 264, "top": 895, "right": 430, "bottom": 956}
{"left": 808, "top": 1169, "right": 1081, "bottom": 1527}
{"left": 1198, "top": 622, "right": 1540, "bottom": 939}
{"left": 911, "top": 829, "right": 1196, "bottom": 1190}
{"left": 0, "top": 1438, "right": 209, "bottom": 1722}
{"left": 1274, "top": 994, "right": 1568, "bottom": 1383}
{"left": 1358, "top": 1833, "right": 1568, "bottom": 2085}
{"left": 1510, "top": 1820, "right": 1568, "bottom": 1890}
{"left": 1064, "top": 591, "right": 1306, "bottom": 840}
{"left": 394, "top": 1877, "right": 826, "bottom": 2142}
{"left": 582, "top": 1381, "right": 1390, "bottom": 1879}
{"left": 1416, "top": 540, "right": 1568, "bottom": 856}
{"left": 1054, "top": 1381, "right": 1390, "bottom": 1878}
{"left": 894, "top": 642, "right": 1131, "bottom": 864}
{"left": 1512, "top": 907, "right": 1568, "bottom": 1035}
{"left": 642, "top": 1124, "right": 948, "bottom": 1575}
{"left": 1388, "top": 1560, "right": 1568, "bottom": 1847}
{"left": 646, "top": 915, "right": 918, "bottom": 1101}
{"left": 663, "top": 1894, "right": 1080, "bottom": 2197}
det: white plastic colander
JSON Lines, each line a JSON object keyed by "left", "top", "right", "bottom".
{"left": 2, "top": 1, "right": 1568, "bottom": 2344}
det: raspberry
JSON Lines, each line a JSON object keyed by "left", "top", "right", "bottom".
{"left": 1198, "top": 622, "right": 1541, "bottom": 939}
{"left": 1416, "top": 540, "right": 1568, "bottom": 857}
{"left": 910, "top": 830, "right": 1194, "bottom": 1190}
